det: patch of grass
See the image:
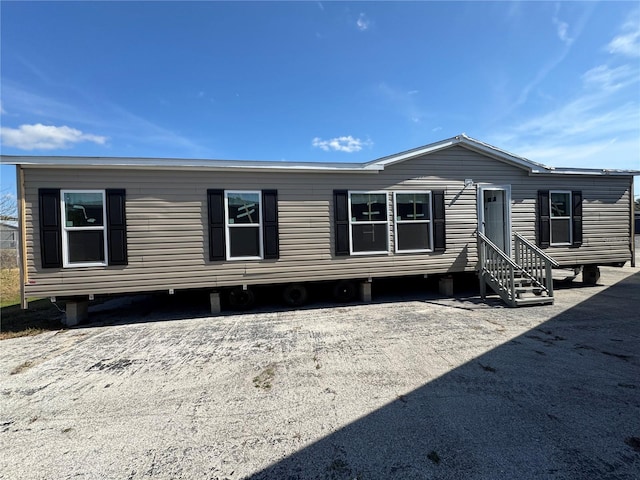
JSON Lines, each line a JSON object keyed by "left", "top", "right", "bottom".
{"left": 1, "top": 268, "right": 20, "bottom": 308}
{"left": 253, "top": 364, "right": 276, "bottom": 390}
{"left": 1, "top": 297, "right": 64, "bottom": 340}
{"left": 1, "top": 267, "right": 62, "bottom": 339}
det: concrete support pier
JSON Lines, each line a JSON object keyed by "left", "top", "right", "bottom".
{"left": 439, "top": 276, "right": 454, "bottom": 296}
{"left": 582, "top": 265, "right": 601, "bottom": 285}
{"left": 360, "top": 282, "right": 372, "bottom": 302}
{"left": 209, "top": 292, "right": 221, "bottom": 314}
{"left": 64, "top": 300, "right": 88, "bottom": 326}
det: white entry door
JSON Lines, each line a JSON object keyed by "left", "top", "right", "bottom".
{"left": 478, "top": 186, "right": 511, "bottom": 255}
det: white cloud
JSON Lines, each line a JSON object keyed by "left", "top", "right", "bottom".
{"left": 552, "top": 17, "right": 572, "bottom": 45}
{"left": 312, "top": 136, "right": 371, "bottom": 153}
{"left": 552, "top": 4, "right": 573, "bottom": 45}
{"left": 507, "top": 137, "right": 640, "bottom": 171}
{"left": 2, "top": 81, "right": 210, "bottom": 156}
{"left": 505, "top": 4, "right": 594, "bottom": 114}
{"left": 509, "top": 96, "right": 638, "bottom": 139}
{"left": 582, "top": 64, "right": 636, "bottom": 92}
{"left": 488, "top": 51, "right": 640, "bottom": 173}
{"left": 607, "top": 9, "right": 640, "bottom": 57}
{"left": 0, "top": 123, "right": 107, "bottom": 151}
{"left": 356, "top": 13, "right": 371, "bottom": 31}
{"left": 489, "top": 96, "right": 640, "bottom": 171}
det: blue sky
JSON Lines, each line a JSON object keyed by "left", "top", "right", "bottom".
{"left": 1, "top": 1, "right": 639, "bottom": 198}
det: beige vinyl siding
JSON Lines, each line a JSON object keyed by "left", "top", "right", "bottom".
{"left": 22, "top": 146, "right": 633, "bottom": 298}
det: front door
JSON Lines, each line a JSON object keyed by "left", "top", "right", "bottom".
{"left": 478, "top": 186, "right": 511, "bottom": 255}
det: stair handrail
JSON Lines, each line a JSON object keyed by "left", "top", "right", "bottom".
{"left": 513, "top": 232, "right": 559, "bottom": 297}
{"left": 513, "top": 232, "right": 560, "bottom": 267}
{"left": 477, "top": 231, "right": 518, "bottom": 305}
{"left": 477, "top": 231, "right": 520, "bottom": 270}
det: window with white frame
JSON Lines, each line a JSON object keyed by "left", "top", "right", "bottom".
{"left": 394, "top": 192, "right": 432, "bottom": 252}
{"left": 61, "top": 190, "right": 108, "bottom": 267}
{"left": 550, "top": 191, "right": 572, "bottom": 245}
{"left": 349, "top": 192, "right": 389, "bottom": 254}
{"left": 225, "top": 191, "right": 263, "bottom": 259}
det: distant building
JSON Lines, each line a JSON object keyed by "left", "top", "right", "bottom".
{"left": 0, "top": 221, "right": 18, "bottom": 249}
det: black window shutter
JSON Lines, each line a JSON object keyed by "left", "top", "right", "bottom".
{"left": 39, "top": 188, "right": 62, "bottom": 268}
{"left": 432, "top": 190, "right": 446, "bottom": 252}
{"left": 262, "top": 190, "right": 279, "bottom": 259}
{"left": 572, "top": 190, "right": 583, "bottom": 247}
{"left": 106, "top": 189, "right": 128, "bottom": 265}
{"left": 333, "top": 190, "right": 349, "bottom": 256}
{"left": 537, "top": 190, "right": 550, "bottom": 248}
{"left": 207, "top": 189, "right": 225, "bottom": 261}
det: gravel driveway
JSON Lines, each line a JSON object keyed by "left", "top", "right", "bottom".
{"left": 1, "top": 263, "right": 639, "bottom": 479}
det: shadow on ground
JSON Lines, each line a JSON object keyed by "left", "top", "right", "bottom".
{"left": 84, "top": 273, "right": 495, "bottom": 326}
{"left": 246, "top": 272, "right": 640, "bottom": 480}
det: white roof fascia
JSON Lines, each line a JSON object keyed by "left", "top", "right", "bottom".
{"left": 0, "top": 156, "right": 381, "bottom": 173}
{"left": 530, "top": 168, "right": 640, "bottom": 176}
{"left": 364, "top": 137, "right": 462, "bottom": 168}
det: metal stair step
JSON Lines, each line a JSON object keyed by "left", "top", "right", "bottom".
{"left": 515, "top": 286, "right": 545, "bottom": 295}
{"left": 515, "top": 296, "right": 554, "bottom": 306}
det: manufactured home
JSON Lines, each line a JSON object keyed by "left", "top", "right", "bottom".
{"left": 1, "top": 135, "right": 637, "bottom": 321}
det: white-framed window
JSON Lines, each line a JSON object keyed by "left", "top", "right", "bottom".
{"left": 225, "top": 190, "right": 263, "bottom": 260}
{"left": 349, "top": 191, "right": 389, "bottom": 254}
{"left": 61, "top": 190, "right": 108, "bottom": 267}
{"left": 394, "top": 191, "right": 433, "bottom": 253}
{"left": 550, "top": 190, "right": 572, "bottom": 245}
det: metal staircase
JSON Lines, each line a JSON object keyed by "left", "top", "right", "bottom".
{"left": 477, "top": 231, "right": 559, "bottom": 307}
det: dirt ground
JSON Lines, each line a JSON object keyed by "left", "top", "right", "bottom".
{"left": 1, "top": 261, "right": 639, "bottom": 479}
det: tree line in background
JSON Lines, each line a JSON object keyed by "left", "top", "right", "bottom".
{"left": 1, "top": 189, "right": 17, "bottom": 221}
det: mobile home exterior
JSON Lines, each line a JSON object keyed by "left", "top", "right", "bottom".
{"left": 2, "top": 135, "right": 637, "bottom": 310}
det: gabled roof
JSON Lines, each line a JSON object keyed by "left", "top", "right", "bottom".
{"left": 365, "top": 134, "right": 639, "bottom": 176}
{"left": 1, "top": 134, "right": 638, "bottom": 176}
